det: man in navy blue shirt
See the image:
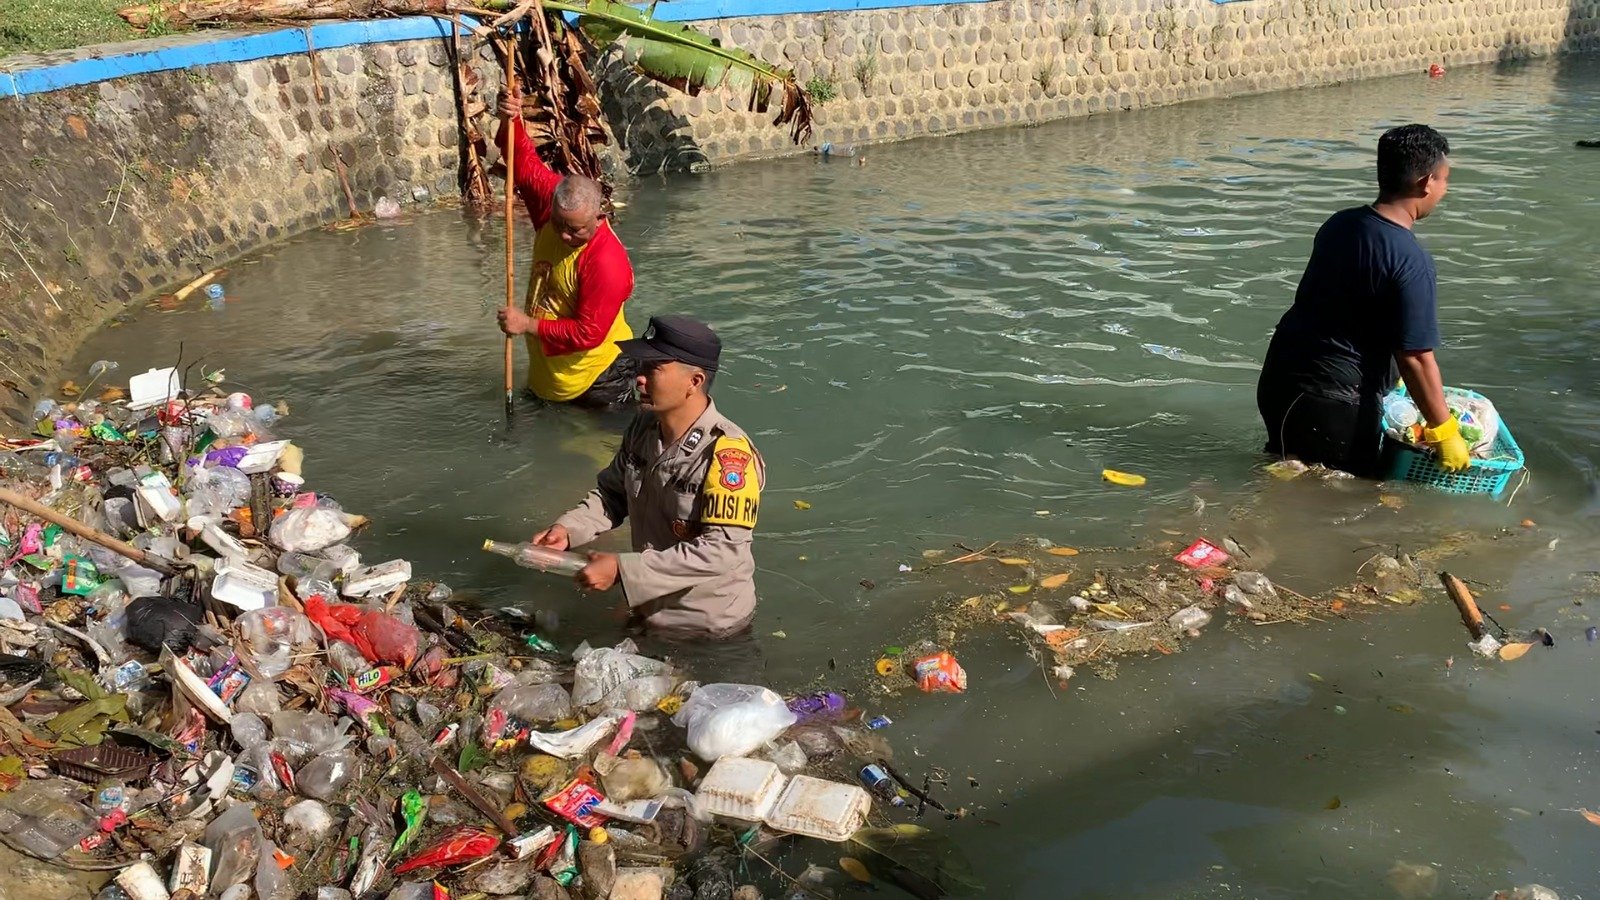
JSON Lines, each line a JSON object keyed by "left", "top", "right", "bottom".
{"left": 1257, "top": 124, "right": 1470, "bottom": 477}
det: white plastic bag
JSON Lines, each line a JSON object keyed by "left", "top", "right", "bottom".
{"left": 269, "top": 507, "right": 353, "bottom": 553}
{"left": 674, "top": 684, "right": 797, "bottom": 761}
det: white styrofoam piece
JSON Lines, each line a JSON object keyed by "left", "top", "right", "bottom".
{"left": 128, "top": 367, "right": 181, "bottom": 410}
{"left": 211, "top": 558, "right": 277, "bottom": 611}
{"left": 763, "top": 775, "right": 871, "bottom": 842}
{"left": 693, "top": 757, "right": 786, "bottom": 823}
{"left": 236, "top": 440, "right": 289, "bottom": 475}
{"left": 341, "top": 559, "right": 411, "bottom": 597}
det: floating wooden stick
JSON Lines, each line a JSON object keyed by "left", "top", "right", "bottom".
{"left": 1439, "top": 571, "right": 1486, "bottom": 640}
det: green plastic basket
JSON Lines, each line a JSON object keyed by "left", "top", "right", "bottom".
{"left": 1379, "top": 388, "right": 1524, "bottom": 498}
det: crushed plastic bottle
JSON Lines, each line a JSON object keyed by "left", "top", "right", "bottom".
{"left": 1167, "top": 605, "right": 1212, "bottom": 632}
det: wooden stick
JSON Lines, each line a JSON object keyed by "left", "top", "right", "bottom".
{"left": 1439, "top": 571, "right": 1487, "bottom": 640}
{"left": 502, "top": 39, "right": 518, "bottom": 419}
{"left": 0, "top": 486, "right": 180, "bottom": 575}
{"left": 430, "top": 755, "right": 521, "bottom": 837}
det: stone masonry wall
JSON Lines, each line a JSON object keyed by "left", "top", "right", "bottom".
{"left": 606, "top": 0, "right": 1600, "bottom": 170}
{"left": 0, "top": 35, "right": 503, "bottom": 423}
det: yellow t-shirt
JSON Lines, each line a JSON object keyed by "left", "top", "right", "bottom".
{"left": 524, "top": 222, "right": 632, "bottom": 402}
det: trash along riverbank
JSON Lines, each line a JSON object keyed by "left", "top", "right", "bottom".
{"left": 0, "top": 362, "right": 979, "bottom": 900}
{"left": 0, "top": 358, "right": 1574, "bottom": 900}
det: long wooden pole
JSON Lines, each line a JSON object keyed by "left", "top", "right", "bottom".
{"left": 0, "top": 486, "right": 180, "bottom": 575}
{"left": 502, "top": 38, "right": 518, "bottom": 418}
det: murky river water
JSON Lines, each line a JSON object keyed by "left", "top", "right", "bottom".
{"left": 72, "top": 55, "right": 1600, "bottom": 897}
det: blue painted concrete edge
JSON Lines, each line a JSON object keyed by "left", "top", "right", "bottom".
{"left": 1, "top": 16, "right": 471, "bottom": 98}
{"left": 0, "top": 0, "right": 1249, "bottom": 100}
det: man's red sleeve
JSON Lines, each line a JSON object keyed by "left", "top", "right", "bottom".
{"left": 536, "top": 228, "right": 634, "bottom": 357}
{"left": 496, "top": 116, "right": 561, "bottom": 227}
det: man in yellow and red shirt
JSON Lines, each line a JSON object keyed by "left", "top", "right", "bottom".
{"left": 495, "top": 86, "right": 635, "bottom": 407}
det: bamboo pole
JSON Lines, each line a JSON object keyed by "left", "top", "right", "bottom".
{"left": 0, "top": 486, "right": 180, "bottom": 575}
{"left": 1439, "top": 571, "right": 1487, "bottom": 640}
{"left": 502, "top": 39, "right": 517, "bottom": 419}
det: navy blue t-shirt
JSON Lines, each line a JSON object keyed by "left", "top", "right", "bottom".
{"left": 1262, "top": 205, "right": 1440, "bottom": 403}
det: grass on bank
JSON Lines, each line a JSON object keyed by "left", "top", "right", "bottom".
{"left": 0, "top": 0, "right": 187, "bottom": 58}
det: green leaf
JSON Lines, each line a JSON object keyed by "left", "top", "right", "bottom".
{"left": 546, "top": 0, "right": 811, "bottom": 143}
{"left": 458, "top": 742, "right": 491, "bottom": 774}
{"left": 56, "top": 667, "right": 106, "bottom": 701}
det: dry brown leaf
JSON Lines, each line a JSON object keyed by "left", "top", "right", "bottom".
{"left": 1039, "top": 573, "right": 1072, "bottom": 589}
{"left": 1498, "top": 641, "right": 1534, "bottom": 661}
{"left": 1046, "top": 547, "right": 1080, "bottom": 557}
{"left": 997, "top": 557, "right": 1030, "bottom": 566}
{"left": 959, "top": 595, "right": 984, "bottom": 609}
{"left": 1576, "top": 808, "right": 1600, "bottom": 827}
{"left": 921, "top": 549, "right": 944, "bottom": 559}
{"left": 839, "top": 857, "right": 873, "bottom": 883}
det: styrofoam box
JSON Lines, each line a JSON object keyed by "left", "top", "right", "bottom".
{"left": 763, "top": 775, "right": 871, "bottom": 842}
{"left": 342, "top": 559, "right": 412, "bottom": 597}
{"left": 693, "top": 757, "right": 786, "bottom": 823}
{"left": 211, "top": 559, "right": 278, "bottom": 611}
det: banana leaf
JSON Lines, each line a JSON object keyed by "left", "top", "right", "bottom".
{"left": 545, "top": 0, "right": 811, "bottom": 142}
{"left": 849, "top": 823, "right": 984, "bottom": 898}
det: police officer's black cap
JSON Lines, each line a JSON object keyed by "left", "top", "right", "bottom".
{"left": 616, "top": 315, "right": 721, "bottom": 372}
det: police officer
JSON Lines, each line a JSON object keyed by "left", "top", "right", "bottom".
{"left": 530, "top": 315, "right": 763, "bottom": 638}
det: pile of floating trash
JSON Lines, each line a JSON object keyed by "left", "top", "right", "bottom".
{"left": 0, "top": 363, "right": 978, "bottom": 900}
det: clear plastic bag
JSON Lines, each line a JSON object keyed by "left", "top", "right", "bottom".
{"left": 675, "top": 684, "right": 797, "bottom": 761}
{"left": 204, "top": 802, "right": 264, "bottom": 893}
{"left": 295, "top": 751, "right": 360, "bottom": 802}
{"left": 571, "top": 645, "right": 672, "bottom": 709}
{"left": 489, "top": 683, "right": 572, "bottom": 724}
{"left": 185, "top": 465, "right": 253, "bottom": 516}
{"left": 238, "top": 607, "right": 316, "bottom": 680}
{"left": 270, "top": 710, "right": 353, "bottom": 761}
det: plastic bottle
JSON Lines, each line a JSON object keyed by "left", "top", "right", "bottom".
{"left": 482, "top": 539, "right": 587, "bottom": 576}
{"left": 817, "top": 142, "right": 857, "bottom": 158}
{"left": 206, "top": 283, "right": 226, "bottom": 301}
{"left": 859, "top": 764, "right": 905, "bottom": 807}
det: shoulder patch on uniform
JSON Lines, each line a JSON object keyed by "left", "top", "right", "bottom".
{"left": 700, "top": 435, "right": 761, "bottom": 529}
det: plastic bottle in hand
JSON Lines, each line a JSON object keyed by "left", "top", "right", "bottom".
{"left": 482, "top": 539, "right": 587, "bottom": 576}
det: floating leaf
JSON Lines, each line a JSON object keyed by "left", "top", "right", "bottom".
{"left": 1046, "top": 547, "right": 1080, "bottom": 557}
{"left": 839, "top": 857, "right": 874, "bottom": 883}
{"left": 1388, "top": 704, "right": 1414, "bottom": 714}
{"left": 1007, "top": 584, "right": 1032, "bottom": 595}
{"left": 1378, "top": 493, "right": 1405, "bottom": 509}
{"left": 1307, "top": 672, "right": 1323, "bottom": 682}
{"left": 1498, "top": 641, "right": 1534, "bottom": 661}
{"left": 1576, "top": 808, "right": 1600, "bottom": 828}
{"left": 1039, "top": 573, "right": 1072, "bottom": 589}
{"left": 1330, "top": 600, "right": 1346, "bottom": 612}
{"left": 997, "top": 557, "right": 1030, "bottom": 566}
{"left": 921, "top": 549, "right": 944, "bottom": 559}
{"left": 1101, "top": 468, "right": 1146, "bottom": 487}
{"left": 793, "top": 500, "right": 812, "bottom": 510}
{"left": 770, "top": 630, "right": 787, "bottom": 639}
{"left": 959, "top": 596, "right": 984, "bottom": 609}
{"left": 1325, "top": 796, "right": 1342, "bottom": 810}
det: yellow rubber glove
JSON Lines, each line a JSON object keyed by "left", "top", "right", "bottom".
{"left": 1423, "top": 416, "right": 1471, "bottom": 473}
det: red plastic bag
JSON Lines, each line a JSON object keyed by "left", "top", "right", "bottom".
{"left": 392, "top": 825, "right": 499, "bottom": 874}
{"left": 304, "top": 595, "right": 419, "bottom": 667}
